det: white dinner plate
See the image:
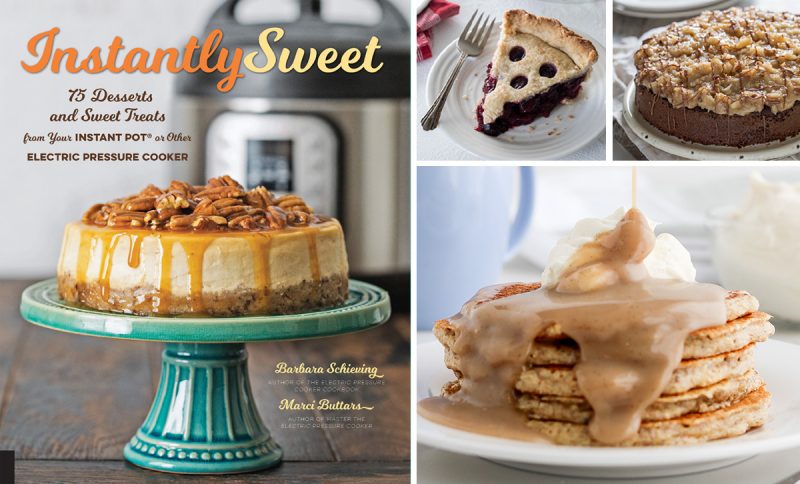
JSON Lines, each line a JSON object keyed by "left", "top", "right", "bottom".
{"left": 416, "top": 0, "right": 430, "bottom": 15}
{"left": 417, "top": 338, "right": 800, "bottom": 479}
{"left": 613, "top": 0, "right": 741, "bottom": 19}
{"left": 622, "top": 81, "right": 800, "bottom": 160}
{"left": 615, "top": 0, "right": 726, "bottom": 13}
{"left": 424, "top": 27, "right": 606, "bottom": 161}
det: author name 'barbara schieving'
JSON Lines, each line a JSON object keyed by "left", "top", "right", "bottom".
{"left": 274, "top": 362, "right": 384, "bottom": 380}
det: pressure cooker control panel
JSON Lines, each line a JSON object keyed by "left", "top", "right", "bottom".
{"left": 205, "top": 112, "right": 339, "bottom": 216}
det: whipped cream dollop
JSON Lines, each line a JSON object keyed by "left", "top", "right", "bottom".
{"left": 541, "top": 208, "right": 696, "bottom": 288}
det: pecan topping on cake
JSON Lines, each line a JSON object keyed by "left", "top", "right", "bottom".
{"left": 82, "top": 175, "right": 317, "bottom": 231}
{"left": 634, "top": 7, "right": 800, "bottom": 116}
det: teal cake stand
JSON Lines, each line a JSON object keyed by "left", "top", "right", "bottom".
{"left": 19, "top": 279, "right": 390, "bottom": 474}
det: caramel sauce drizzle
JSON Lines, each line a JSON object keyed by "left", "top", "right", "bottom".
{"left": 157, "top": 237, "right": 174, "bottom": 314}
{"left": 98, "top": 234, "right": 122, "bottom": 301}
{"left": 306, "top": 227, "right": 321, "bottom": 283}
{"left": 128, "top": 234, "right": 143, "bottom": 268}
{"left": 185, "top": 238, "right": 213, "bottom": 314}
{"left": 75, "top": 230, "right": 93, "bottom": 286}
{"left": 248, "top": 234, "right": 273, "bottom": 312}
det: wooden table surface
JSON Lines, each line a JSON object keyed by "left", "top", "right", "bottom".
{"left": 0, "top": 280, "right": 410, "bottom": 483}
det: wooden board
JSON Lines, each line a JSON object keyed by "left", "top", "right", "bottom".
{"left": 15, "top": 460, "right": 409, "bottom": 483}
{"left": 0, "top": 280, "right": 410, "bottom": 480}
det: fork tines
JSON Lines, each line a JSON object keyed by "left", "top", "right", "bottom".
{"left": 460, "top": 10, "right": 495, "bottom": 50}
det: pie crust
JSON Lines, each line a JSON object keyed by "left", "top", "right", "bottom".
{"left": 476, "top": 10, "right": 598, "bottom": 136}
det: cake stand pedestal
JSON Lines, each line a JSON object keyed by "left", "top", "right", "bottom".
{"left": 20, "top": 279, "right": 390, "bottom": 474}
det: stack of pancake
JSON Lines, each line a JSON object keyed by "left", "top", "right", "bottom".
{"left": 434, "top": 283, "right": 774, "bottom": 446}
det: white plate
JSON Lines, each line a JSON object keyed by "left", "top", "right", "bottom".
{"left": 417, "top": 338, "right": 800, "bottom": 479}
{"left": 425, "top": 27, "right": 606, "bottom": 161}
{"left": 613, "top": 0, "right": 741, "bottom": 19}
{"left": 622, "top": 81, "right": 800, "bottom": 160}
{"left": 416, "top": 0, "right": 430, "bottom": 14}
{"left": 615, "top": 0, "right": 725, "bottom": 13}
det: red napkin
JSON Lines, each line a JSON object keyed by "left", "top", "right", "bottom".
{"left": 417, "top": 0, "right": 460, "bottom": 61}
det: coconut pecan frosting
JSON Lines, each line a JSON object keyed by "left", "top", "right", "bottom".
{"left": 634, "top": 7, "right": 800, "bottom": 116}
{"left": 82, "top": 175, "right": 317, "bottom": 231}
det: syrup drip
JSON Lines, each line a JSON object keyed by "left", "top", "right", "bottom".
{"left": 307, "top": 227, "right": 321, "bottom": 283}
{"left": 157, "top": 237, "right": 174, "bottom": 314}
{"left": 98, "top": 234, "right": 123, "bottom": 300}
{"left": 75, "top": 230, "right": 94, "bottom": 286}
{"left": 248, "top": 234, "right": 273, "bottom": 312}
{"left": 185, "top": 238, "right": 214, "bottom": 314}
{"left": 128, "top": 234, "right": 143, "bottom": 268}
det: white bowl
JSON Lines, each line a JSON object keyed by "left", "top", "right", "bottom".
{"left": 708, "top": 206, "right": 800, "bottom": 323}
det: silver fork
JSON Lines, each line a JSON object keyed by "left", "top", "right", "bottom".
{"left": 421, "top": 10, "right": 495, "bottom": 131}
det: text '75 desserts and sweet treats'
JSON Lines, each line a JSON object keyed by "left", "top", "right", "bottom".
{"left": 57, "top": 175, "right": 349, "bottom": 317}
{"left": 634, "top": 7, "right": 800, "bottom": 148}
{"left": 476, "top": 9, "right": 598, "bottom": 137}
{"left": 419, "top": 207, "right": 773, "bottom": 446}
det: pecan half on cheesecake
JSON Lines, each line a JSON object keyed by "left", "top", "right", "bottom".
{"left": 57, "top": 176, "right": 349, "bottom": 316}
{"left": 634, "top": 8, "right": 800, "bottom": 148}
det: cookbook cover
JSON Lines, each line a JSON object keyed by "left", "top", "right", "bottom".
{"left": 6, "top": 0, "right": 800, "bottom": 483}
{"left": 0, "top": 0, "right": 410, "bottom": 481}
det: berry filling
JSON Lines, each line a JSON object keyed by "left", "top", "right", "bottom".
{"left": 475, "top": 63, "right": 586, "bottom": 137}
{"left": 509, "top": 46, "right": 526, "bottom": 62}
{"left": 510, "top": 76, "right": 528, "bottom": 89}
{"left": 539, "top": 63, "right": 558, "bottom": 78}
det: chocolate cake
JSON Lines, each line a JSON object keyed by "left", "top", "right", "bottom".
{"left": 633, "top": 8, "right": 800, "bottom": 148}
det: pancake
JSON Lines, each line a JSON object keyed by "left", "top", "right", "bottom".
{"left": 532, "top": 289, "right": 760, "bottom": 341}
{"left": 517, "top": 369, "right": 764, "bottom": 423}
{"left": 525, "top": 387, "right": 770, "bottom": 446}
{"left": 433, "top": 287, "right": 767, "bottom": 361}
{"left": 515, "top": 343, "right": 756, "bottom": 397}
{"left": 527, "top": 311, "right": 773, "bottom": 365}
{"left": 430, "top": 281, "right": 771, "bottom": 446}
{"left": 433, "top": 285, "right": 772, "bottom": 378}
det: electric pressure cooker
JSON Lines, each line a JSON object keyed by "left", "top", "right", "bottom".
{"left": 173, "top": 0, "right": 410, "bottom": 280}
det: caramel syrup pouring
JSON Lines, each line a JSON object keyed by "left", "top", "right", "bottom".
{"left": 419, "top": 208, "right": 727, "bottom": 444}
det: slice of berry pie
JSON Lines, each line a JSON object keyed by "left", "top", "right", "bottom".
{"left": 476, "top": 10, "right": 598, "bottom": 137}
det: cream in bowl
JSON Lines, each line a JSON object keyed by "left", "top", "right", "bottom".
{"left": 709, "top": 172, "right": 800, "bottom": 322}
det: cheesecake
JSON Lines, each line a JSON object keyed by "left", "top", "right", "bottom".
{"left": 57, "top": 176, "right": 349, "bottom": 316}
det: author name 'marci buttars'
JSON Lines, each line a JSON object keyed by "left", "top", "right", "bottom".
{"left": 279, "top": 399, "right": 374, "bottom": 411}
